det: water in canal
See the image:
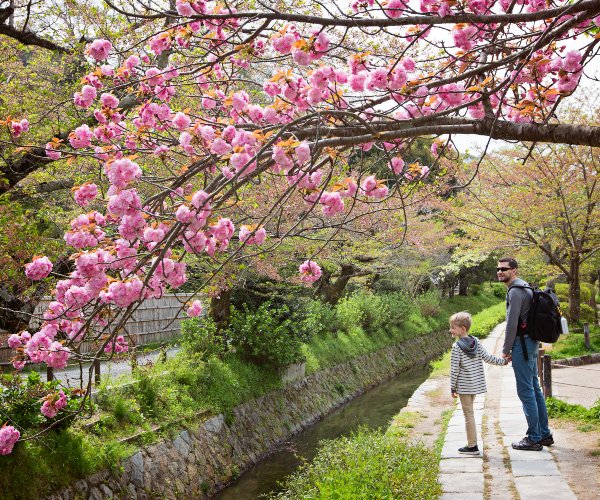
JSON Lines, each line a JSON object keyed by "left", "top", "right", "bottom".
{"left": 214, "top": 365, "right": 431, "bottom": 499}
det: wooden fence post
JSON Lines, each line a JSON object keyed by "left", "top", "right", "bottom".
{"left": 542, "top": 354, "right": 552, "bottom": 399}
{"left": 583, "top": 322, "right": 590, "bottom": 349}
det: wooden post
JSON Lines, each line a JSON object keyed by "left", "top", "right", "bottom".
{"left": 46, "top": 366, "right": 54, "bottom": 382}
{"left": 542, "top": 355, "right": 552, "bottom": 399}
{"left": 93, "top": 358, "right": 101, "bottom": 385}
{"left": 131, "top": 346, "right": 138, "bottom": 373}
{"left": 537, "top": 346, "right": 545, "bottom": 382}
{"left": 583, "top": 322, "right": 590, "bottom": 349}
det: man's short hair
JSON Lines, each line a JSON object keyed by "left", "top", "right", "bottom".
{"left": 449, "top": 311, "right": 472, "bottom": 331}
{"left": 498, "top": 257, "right": 518, "bottom": 269}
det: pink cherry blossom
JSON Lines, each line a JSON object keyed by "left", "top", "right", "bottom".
{"left": 40, "top": 390, "right": 68, "bottom": 419}
{"left": 25, "top": 256, "right": 53, "bottom": 280}
{"left": 87, "top": 39, "right": 112, "bottom": 61}
{"left": 299, "top": 260, "right": 322, "bottom": 283}
{"left": 172, "top": 111, "right": 191, "bottom": 131}
{"left": 69, "top": 124, "right": 93, "bottom": 149}
{"left": 100, "top": 93, "right": 120, "bottom": 108}
{"left": 0, "top": 426, "right": 20, "bottom": 455}
{"left": 104, "top": 158, "right": 142, "bottom": 188}
{"left": 45, "top": 142, "right": 62, "bottom": 160}
{"left": 73, "top": 183, "right": 98, "bottom": 207}
{"left": 176, "top": 0, "right": 195, "bottom": 16}
{"left": 390, "top": 157, "right": 405, "bottom": 175}
{"left": 320, "top": 191, "right": 345, "bottom": 216}
{"left": 239, "top": 225, "right": 267, "bottom": 245}
{"left": 562, "top": 50, "right": 582, "bottom": 72}
{"left": 104, "top": 334, "right": 129, "bottom": 353}
{"left": 210, "top": 138, "right": 232, "bottom": 155}
{"left": 186, "top": 300, "right": 203, "bottom": 317}
{"left": 361, "top": 175, "right": 389, "bottom": 199}
{"left": 385, "top": 0, "right": 407, "bottom": 18}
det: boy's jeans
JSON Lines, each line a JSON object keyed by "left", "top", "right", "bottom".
{"left": 459, "top": 394, "right": 477, "bottom": 447}
{"left": 511, "top": 335, "right": 551, "bottom": 443}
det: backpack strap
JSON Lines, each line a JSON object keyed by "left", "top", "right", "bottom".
{"left": 507, "top": 285, "right": 533, "bottom": 361}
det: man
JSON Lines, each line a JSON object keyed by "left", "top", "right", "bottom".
{"left": 498, "top": 257, "right": 553, "bottom": 451}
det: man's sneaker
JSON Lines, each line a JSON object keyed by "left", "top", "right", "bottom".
{"left": 539, "top": 434, "right": 554, "bottom": 446}
{"left": 512, "top": 436, "right": 543, "bottom": 451}
{"left": 458, "top": 444, "right": 480, "bottom": 455}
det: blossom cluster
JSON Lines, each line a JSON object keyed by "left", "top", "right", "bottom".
{"left": 0, "top": 426, "right": 20, "bottom": 455}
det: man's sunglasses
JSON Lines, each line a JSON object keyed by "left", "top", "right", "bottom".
{"left": 496, "top": 267, "right": 514, "bottom": 272}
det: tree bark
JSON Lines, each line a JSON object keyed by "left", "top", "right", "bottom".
{"left": 568, "top": 254, "right": 581, "bottom": 322}
{"left": 210, "top": 289, "right": 232, "bottom": 330}
{"left": 316, "top": 263, "right": 358, "bottom": 305}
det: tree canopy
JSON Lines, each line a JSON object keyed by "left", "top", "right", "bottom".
{"left": 1, "top": 0, "right": 600, "bottom": 454}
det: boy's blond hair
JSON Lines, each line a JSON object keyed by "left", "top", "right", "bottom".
{"left": 449, "top": 311, "right": 472, "bottom": 331}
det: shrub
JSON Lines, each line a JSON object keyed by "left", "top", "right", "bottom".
{"left": 227, "top": 302, "right": 304, "bottom": 367}
{"left": 546, "top": 397, "right": 600, "bottom": 424}
{"left": 380, "top": 291, "right": 413, "bottom": 328}
{"left": 469, "top": 302, "right": 506, "bottom": 338}
{"left": 0, "top": 371, "right": 86, "bottom": 434}
{"left": 415, "top": 289, "right": 442, "bottom": 318}
{"left": 336, "top": 291, "right": 393, "bottom": 335}
{"left": 580, "top": 304, "right": 596, "bottom": 324}
{"left": 555, "top": 283, "right": 569, "bottom": 303}
{"left": 490, "top": 282, "right": 506, "bottom": 298}
{"left": 180, "top": 316, "right": 227, "bottom": 360}
{"left": 297, "top": 299, "right": 340, "bottom": 339}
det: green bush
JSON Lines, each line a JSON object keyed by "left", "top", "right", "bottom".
{"left": 0, "top": 371, "right": 87, "bottom": 433}
{"left": 490, "top": 282, "right": 506, "bottom": 298}
{"left": 297, "top": 299, "right": 340, "bottom": 338}
{"left": 582, "top": 282, "right": 596, "bottom": 303}
{"left": 380, "top": 291, "right": 413, "bottom": 328}
{"left": 336, "top": 291, "right": 395, "bottom": 335}
{"left": 555, "top": 283, "right": 569, "bottom": 303}
{"left": 271, "top": 428, "right": 441, "bottom": 499}
{"left": 469, "top": 302, "right": 506, "bottom": 339}
{"left": 580, "top": 304, "right": 596, "bottom": 324}
{"left": 227, "top": 302, "right": 304, "bottom": 367}
{"left": 181, "top": 316, "right": 226, "bottom": 360}
{"left": 415, "top": 289, "right": 442, "bottom": 318}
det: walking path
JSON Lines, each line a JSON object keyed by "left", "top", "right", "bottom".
{"left": 439, "top": 323, "right": 578, "bottom": 499}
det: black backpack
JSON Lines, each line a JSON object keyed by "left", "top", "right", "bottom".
{"left": 510, "top": 285, "right": 564, "bottom": 343}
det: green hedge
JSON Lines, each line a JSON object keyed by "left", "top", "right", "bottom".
{"left": 469, "top": 302, "right": 506, "bottom": 338}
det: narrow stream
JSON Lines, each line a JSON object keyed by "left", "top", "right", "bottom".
{"left": 214, "top": 365, "right": 431, "bottom": 499}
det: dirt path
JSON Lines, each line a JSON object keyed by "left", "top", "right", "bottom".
{"left": 549, "top": 418, "right": 600, "bottom": 499}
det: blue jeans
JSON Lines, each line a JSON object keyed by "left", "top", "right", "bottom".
{"left": 511, "top": 335, "right": 551, "bottom": 443}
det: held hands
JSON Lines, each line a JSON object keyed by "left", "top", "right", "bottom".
{"left": 451, "top": 391, "right": 458, "bottom": 398}
{"left": 502, "top": 353, "right": 512, "bottom": 365}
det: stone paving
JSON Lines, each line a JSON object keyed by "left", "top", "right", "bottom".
{"left": 439, "top": 323, "right": 578, "bottom": 499}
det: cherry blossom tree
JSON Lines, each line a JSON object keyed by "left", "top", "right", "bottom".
{"left": 2, "top": 0, "right": 600, "bottom": 452}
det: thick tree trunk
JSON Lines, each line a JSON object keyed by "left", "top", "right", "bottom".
{"left": 210, "top": 289, "right": 232, "bottom": 330}
{"left": 316, "top": 263, "right": 358, "bottom": 305}
{"left": 458, "top": 275, "right": 468, "bottom": 296}
{"left": 568, "top": 255, "right": 581, "bottom": 322}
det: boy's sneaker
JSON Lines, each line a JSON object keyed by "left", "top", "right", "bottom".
{"left": 458, "top": 444, "right": 480, "bottom": 455}
{"left": 539, "top": 434, "right": 554, "bottom": 446}
{"left": 512, "top": 436, "right": 543, "bottom": 451}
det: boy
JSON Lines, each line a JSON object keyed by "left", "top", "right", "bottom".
{"left": 450, "top": 311, "right": 508, "bottom": 455}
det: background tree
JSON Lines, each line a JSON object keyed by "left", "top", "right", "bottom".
{"left": 450, "top": 137, "right": 599, "bottom": 321}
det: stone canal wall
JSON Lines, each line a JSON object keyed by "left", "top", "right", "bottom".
{"left": 50, "top": 330, "right": 451, "bottom": 499}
